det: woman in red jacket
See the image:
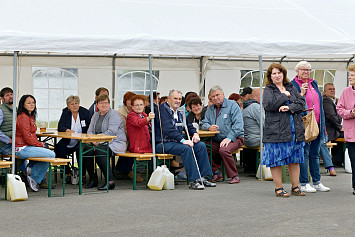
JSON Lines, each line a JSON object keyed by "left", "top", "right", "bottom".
{"left": 15, "top": 95, "right": 55, "bottom": 192}
{"left": 126, "top": 94, "right": 155, "bottom": 153}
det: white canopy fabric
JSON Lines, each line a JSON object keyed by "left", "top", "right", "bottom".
{"left": 1, "top": 0, "right": 355, "bottom": 58}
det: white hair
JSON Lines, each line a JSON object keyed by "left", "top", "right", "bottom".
{"left": 208, "top": 85, "right": 224, "bottom": 96}
{"left": 168, "top": 89, "right": 182, "bottom": 97}
{"left": 295, "top": 61, "right": 312, "bottom": 70}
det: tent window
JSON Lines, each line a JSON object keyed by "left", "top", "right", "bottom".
{"left": 116, "top": 70, "right": 159, "bottom": 108}
{"left": 240, "top": 70, "right": 266, "bottom": 92}
{"left": 32, "top": 67, "right": 78, "bottom": 128}
{"left": 310, "top": 70, "right": 335, "bottom": 92}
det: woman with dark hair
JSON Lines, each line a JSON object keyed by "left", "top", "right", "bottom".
{"left": 15, "top": 95, "right": 55, "bottom": 192}
{"left": 262, "top": 63, "right": 306, "bottom": 197}
{"left": 55, "top": 95, "right": 91, "bottom": 183}
{"left": 126, "top": 94, "right": 155, "bottom": 153}
{"left": 187, "top": 96, "right": 207, "bottom": 126}
{"left": 228, "top": 93, "right": 243, "bottom": 109}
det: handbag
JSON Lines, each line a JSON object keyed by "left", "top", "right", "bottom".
{"left": 302, "top": 85, "right": 319, "bottom": 143}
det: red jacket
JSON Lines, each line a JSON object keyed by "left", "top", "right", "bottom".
{"left": 126, "top": 111, "right": 152, "bottom": 153}
{"left": 15, "top": 112, "right": 43, "bottom": 147}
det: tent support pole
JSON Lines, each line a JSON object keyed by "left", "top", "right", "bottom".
{"left": 258, "top": 55, "right": 263, "bottom": 180}
{"left": 149, "top": 54, "right": 156, "bottom": 170}
{"left": 111, "top": 54, "right": 117, "bottom": 109}
{"left": 11, "top": 51, "right": 18, "bottom": 174}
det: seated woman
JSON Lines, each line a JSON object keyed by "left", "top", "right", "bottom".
{"left": 85, "top": 94, "right": 126, "bottom": 190}
{"left": 127, "top": 94, "right": 155, "bottom": 153}
{"left": 187, "top": 96, "right": 207, "bottom": 126}
{"left": 54, "top": 95, "right": 91, "bottom": 183}
{"left": 15, "top": 95, "right": 55, "bottom": 192}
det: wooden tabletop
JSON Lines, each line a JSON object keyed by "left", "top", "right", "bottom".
{"left": 0, "top": 160, "right": 13, "bottom": 168}
{"left": 197, "top": 130, "right": 220, "bottom": 137}
{"left": 334, "top": 138, "right": 346, "bottom": 143}
{"left": 36, "top": 130, "right": 116, "bottom": 142}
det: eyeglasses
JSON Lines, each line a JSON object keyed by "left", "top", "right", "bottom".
{"left": 98, "top": 101, "right": 109, "bottom": 105}
{"left": 299, "top": 69, "right": 311, "bottom": 72}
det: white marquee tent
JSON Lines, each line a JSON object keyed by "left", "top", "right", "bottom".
{"left": 1, "top": 0, "right": 355, "bottom": 173}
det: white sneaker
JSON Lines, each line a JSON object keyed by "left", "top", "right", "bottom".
{"left": 300, "top": 184, "right": 317, "bottom": 193}
{"left": 313, "top": 183, "right": 330, "bottom": 192}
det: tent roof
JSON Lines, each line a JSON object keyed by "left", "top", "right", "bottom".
{"left": 1, "top": 0, "right": 355, "bottom": 58}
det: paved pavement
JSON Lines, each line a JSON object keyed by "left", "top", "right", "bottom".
{"left": 1, "top": 166, "right": 354, "bottom": 237}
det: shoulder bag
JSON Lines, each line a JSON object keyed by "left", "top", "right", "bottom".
{"left": 302, "top": 86, "right": 319, "bottom": 143}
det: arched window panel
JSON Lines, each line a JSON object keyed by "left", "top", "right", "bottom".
{"left": 116, "top": 70, "right": 159, "bottom": 108}
{"left": 240, "top": 70, "right": 266, "bottom": 93}
{"left": 310, "top": 70, "right": 335, "bottom": 92}
{"left": 32, "top": 67, "right": 78, "bottom": 128}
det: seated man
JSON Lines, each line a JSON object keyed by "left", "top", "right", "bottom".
{"left": 242, "top": 88, "right": 264, "bottom": 172}
{"left": 323, "top": 83, "right": 344, "bottom": 167}
{"left": 201, "top": 86, "right": 244, "bottom": 184}
{"left": 154, "top": 89, "right": 215, "bottom": 190}
{"left": 240, "top": 87, "right": 253, "bottom": 103}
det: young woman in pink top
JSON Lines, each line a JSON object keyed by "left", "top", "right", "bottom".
{"left": 337, "top": 64, "right": 355, "bottom": 195}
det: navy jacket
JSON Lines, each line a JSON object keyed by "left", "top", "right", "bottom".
{"left": 291, "top": 79, "right": 326, "bottom": 143}
{"left": 262, "top": 82, "right": 305, "bottom": 143}
{"left": 154, "top": 102, "right": 197, "bottom": 144}
{"left": 57, "top": 106, "right": 91, "bottom": 144}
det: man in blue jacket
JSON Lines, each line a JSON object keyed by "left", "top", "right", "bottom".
{"left": 155, "top": 90, "right": 215, "bottom": 190}
{"left": 201, "top": 86, "right": 244, "bottom": 184}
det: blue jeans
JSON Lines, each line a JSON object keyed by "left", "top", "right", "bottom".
{"left": 16, "top": 146, "right": 55, "bottom": 184}
{"left": 156, "top": 141, "right": 212, "bottom": 181}
{"left": 0, "top": 143, "right": 12, "bottom": 155}
{"left": 320, "top": 141, "right": 334, "bottom": 169}
{"left": 300, "top": 135, "right": 321, "bottom": 185}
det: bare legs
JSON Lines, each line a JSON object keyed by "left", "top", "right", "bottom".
{"left": 270, "top": 163, "right": 301, "bottom": 195}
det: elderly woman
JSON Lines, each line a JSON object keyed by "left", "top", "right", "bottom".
{"left": 262, "top": 63, "right": 306, "bottom": 197}
{"left": 126, "top": 94, "right": 155, "bottom": 153}
{"left": 291, "top": 61, "right": 330, "bottom": 193}
{"left": 55, "top": 95, "right": 91, "bottom": 183}
{"left": 85, "top": 94, "right": 126, "bottom": 190}
{"left": 15, "top": 95, "right": 55, "bottom": 192}
{"left": 337, "top": 64, "right": 355, "bottom": 195}
{"left": 187, "top": 96, "right": 207, "bottom": 126}
{"left": 228, "top": 93, "right": 243, "bottom": 109}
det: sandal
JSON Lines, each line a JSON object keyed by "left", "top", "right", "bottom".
{"left": 291, "top": 186, "right": 305, "bottom": 196}
{"left": 275, "top": 187, "right": 290, "bottom": 197}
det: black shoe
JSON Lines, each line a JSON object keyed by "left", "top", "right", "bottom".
{"left": 39, "top": 178, "right": 56, "bottom": 189}
{"left": 98, "top": 181, "right": 115, "bottom": 190}
{"left": 85, "top": 179, "right": 98, "bottom": 188}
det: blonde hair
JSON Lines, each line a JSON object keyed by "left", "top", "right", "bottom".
{"left": 66, "top": 95, "right": 80, "bottom": 106}
{"left": 348, "top": 63, "right": 355, "bottom": 72}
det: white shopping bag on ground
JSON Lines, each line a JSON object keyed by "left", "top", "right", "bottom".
{"left": 345, "top": 149, "right": 352, "bottom": 174}
{"left": 256, "top": 165, "right": 273, "bottom": 180}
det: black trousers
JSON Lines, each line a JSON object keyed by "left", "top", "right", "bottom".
{"left": 84, "top": 144, "right": 114, "bottom": 182}
{"left": 348, "top": 142, "right": 355, "bottom": 189}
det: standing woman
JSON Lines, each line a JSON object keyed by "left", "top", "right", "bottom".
{"left": 262, "top": 63, "right": 306, "bottom": 197}
{"left": 15, "top": 95, "right": 55, "bottom": 192}
{"left": 291, "top": 61, "right": 330, "bottom": 192}
{"left": 55, "top": 95, "right": 91, "bottom": 183}
{"left": 336, "top": 64, "right": 355, "bottom": 194}
{"left": 85, "top": 94, "right": 126, "bottom": 190}
{"left": 126, "top": 94, "right": 155, "bottom": 153}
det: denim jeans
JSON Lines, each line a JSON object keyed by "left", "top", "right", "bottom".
{"left": 300, "top": 134, "right": 321, "bottom": 185}
{"left": 0, "top": 143, "right": 12, "bottom": 155}
{"left": 16, "top": 146, "right": 55, "bottom": 184}
{"left": 156, "top": 141, "right": 212, "bottom": 181}
{"left": 320, "top": 141, "right": 334, "bottom": 169}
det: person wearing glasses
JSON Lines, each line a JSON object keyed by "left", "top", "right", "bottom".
{"left": 126, "top": 94, "right": 155, "bottom": 153}
{"left": 291, "top": 61, "right": 330, "bottom": 193}
{"left": 84, "top": 94, "right": 126, "bottom": 190}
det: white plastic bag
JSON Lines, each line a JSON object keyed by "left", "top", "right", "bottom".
{"left": 256, "top": 165, "right": 273, "bottom": 180}
{"left": 7, "top": 174, "right": 28, "bottom": 201}
{"left": 162, "top": 165, "right": 174, "bottom": 190}
{"left": 345, "top": 148, "right": 352, "bottom": 174}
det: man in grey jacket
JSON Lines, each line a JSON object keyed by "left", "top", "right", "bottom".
{"left": 201, "top": 86, "right": 244, "bottom": 184}
{"left": 0, "top": 87, "right": 13, "bottom": 156}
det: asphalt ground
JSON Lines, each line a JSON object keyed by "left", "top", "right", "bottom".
{"left": 1, "top": 165, "right": 354, "bottom": 237}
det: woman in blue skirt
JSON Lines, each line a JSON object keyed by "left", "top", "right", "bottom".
{"left": 262, "top": 63, "right": 306, "bottom": 197}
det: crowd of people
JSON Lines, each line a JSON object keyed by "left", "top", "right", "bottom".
{"left": 1, "top": 60, "right": 354, "bottom": 195}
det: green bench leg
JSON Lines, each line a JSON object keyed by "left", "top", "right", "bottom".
{"left": 48, "top": 164, "right": 66, "bottom": 198}
{"left": 133, "top": 158, "right": 137, "bottom": 190}
{"left": 4, "top": 168, "right": 8, "bottom": 200}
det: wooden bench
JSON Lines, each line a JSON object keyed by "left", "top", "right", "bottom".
{"left": 0, "top": 161, "right": 13, "bottom": 200}
{"left": 326, "top": 142, "right": 337, "bottom": 149}
{"left": 16, "top": 157, "right": 70, "bottom": 197}
{"left": 115, "top": 152, "right": 173, "bottom": 190}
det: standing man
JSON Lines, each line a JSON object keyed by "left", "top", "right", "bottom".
{"left": 155, "top": 89, "right": 215, "bottom": 190}
{"left": 0, "top": 87, "right": 14, "bottom": 156}
{"left": 201, "top": 86, "right": 244, "bottom": 184}
{"left": 89, "top": 87, "right": 109, "bottom": 118}
{"left": 323, "top": 83, "right": 344, "bottom": 167}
